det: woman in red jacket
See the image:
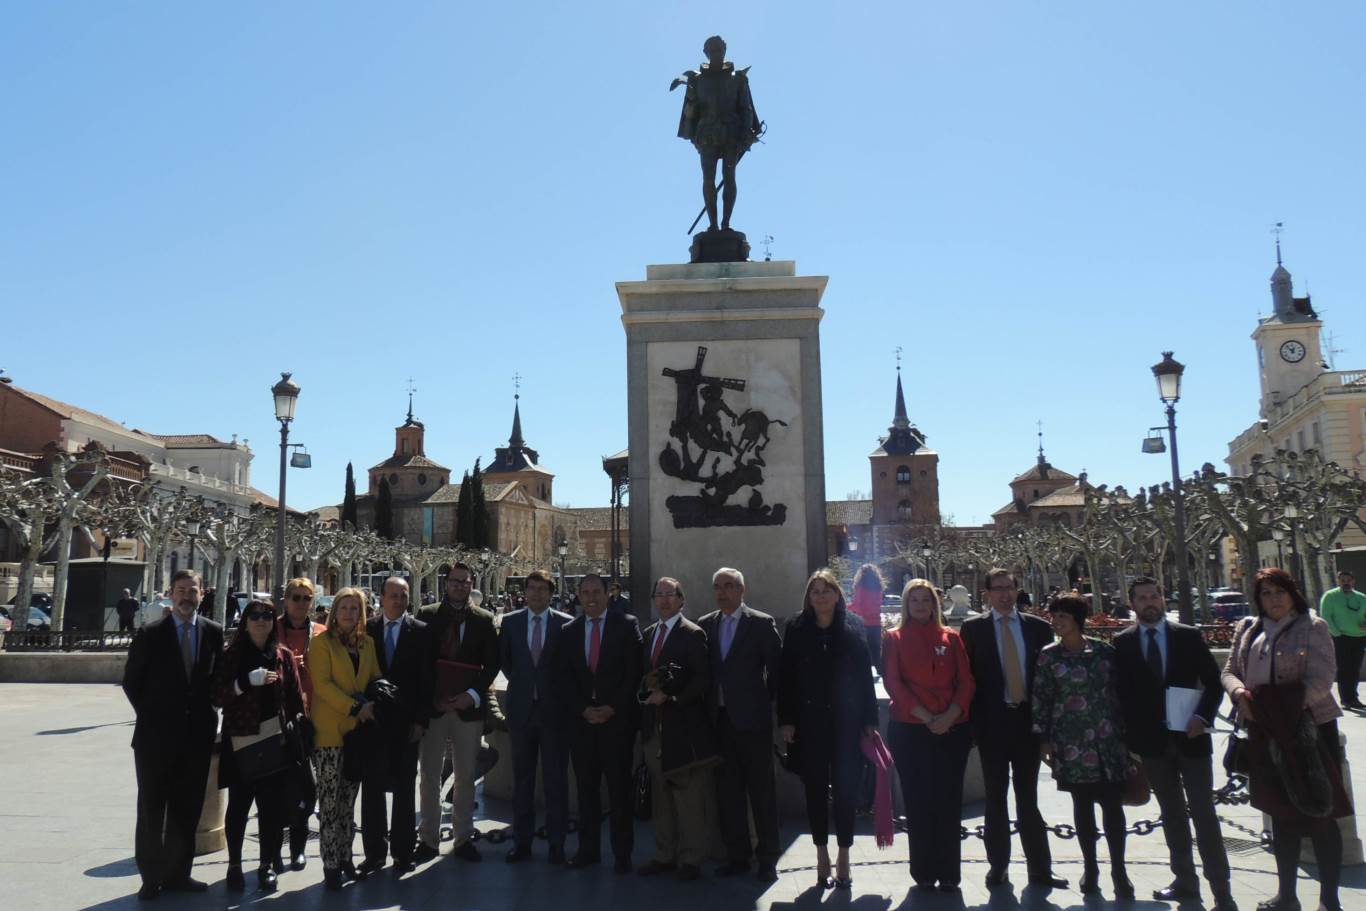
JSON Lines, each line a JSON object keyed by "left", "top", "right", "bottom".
{"left": 883, "top": 578, "right": 975, "bottom": 891}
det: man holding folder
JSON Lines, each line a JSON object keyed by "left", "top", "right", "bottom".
{"left": 1115, "top": 577, "right": 1236, "bottom": 911}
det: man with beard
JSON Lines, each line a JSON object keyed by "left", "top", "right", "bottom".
{"left": 122, "top": 569, "right": 224, "bottom": 900}
{"left": 1115, "top": 577, "right": 1235, "bottom": 911}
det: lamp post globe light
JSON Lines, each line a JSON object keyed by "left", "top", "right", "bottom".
{"left": 185, "top": 516, "right": 201, "bottom": 571}
{"left": 1150, "top": 352, "right": 1193, "bottom": 625}
{"left": 271, "top": 372, "right": 300, "bottom": 601}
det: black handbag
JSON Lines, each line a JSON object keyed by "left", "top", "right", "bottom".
{"left": 231, "top": 717, "right": 291, "bottom": 782}
{"left": 285, "top": 713, "right": 315, "bottom": 762}
{"left": 1223, "top": 722, "right": 1251, "bottom": 777}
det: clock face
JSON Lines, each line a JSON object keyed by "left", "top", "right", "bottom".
{"left": 1280, "top": 340, "right": 1307, "bottom": 363}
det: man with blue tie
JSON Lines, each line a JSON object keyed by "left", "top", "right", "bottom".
{"left": 498, "top": 569, "right": 572, "bottom": 864}
{"left": 697, "top": 567, "right": 783, "bottom": 883}
{"left": 1115, "top": 577, "right": 1235, "bottom": 911}
{"left": 122, "top": 569, "right": 224, "bottom": 900}
{"left": 360, "top": 577, "right": 430, "bottom": 878}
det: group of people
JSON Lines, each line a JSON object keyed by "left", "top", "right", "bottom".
{"left": 120, "top": 561, "right": 1354, "bottom": 911}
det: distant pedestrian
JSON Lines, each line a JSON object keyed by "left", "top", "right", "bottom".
{"left": 116, "top": 588, "right": 139, "bottom": 632}
{"left": 848, "top": 563, "right": 886, "bottom": 670}
{"left": 1320, "top": 570, "right": 1366, "bottom": 709}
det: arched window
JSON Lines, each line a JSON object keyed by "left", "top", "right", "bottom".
{"left": 895, "top": 465, "right": 911, "bottom": 484}
{"left": 897, "top": 500, "right": 913, "bottom": 522}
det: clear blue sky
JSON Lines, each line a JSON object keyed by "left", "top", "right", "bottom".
{"left": 4, "top": 3, "right": 1364, "bottom": 524}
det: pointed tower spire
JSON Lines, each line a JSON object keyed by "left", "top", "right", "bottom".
{"left": 404, "top": 377, "right": 417, "bottom": 425}
{"left": 891, "top": 347, "right": 910, "bottom": 430}
{"left": 509, "top": 373, "right": 525, "bottom": 448}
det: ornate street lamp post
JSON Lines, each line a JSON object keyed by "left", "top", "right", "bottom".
{"left": 558, "top": 537, "right": 569, "bottom": 598}
{"left": 271, "top": 373, "right": 300, "bottom": 601}
{"left": 1151, "top": 352, "right": 1193, "bottom": 625}
{"left": 185, "top": 516, "right": 201, "bottom": 572}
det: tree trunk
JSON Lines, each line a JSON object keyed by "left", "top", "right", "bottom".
{"left": 11, "top": 519, "right": 45, "bottom": 630}
{"left": 50, "top": 511, "right": 77, "bottom": 631}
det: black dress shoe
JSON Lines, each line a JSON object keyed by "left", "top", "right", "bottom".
{"left": 412, "top": 842, "right": 439, "bottom": 864}
{"left": 290, "top": 853, "right": 307, "bottom": 872}
{"left": 451, "top": 840, "right": 482, "bottom": 862}
{"left": 341, "top": 861, "right": 359, "bottom": 882}
{"left": 506, "top": 845, "right": 532, "bottom": 863}
{"left": 757, "top": 864, "right": 778, "bottom": 883}
{"left": 163, "top": 878, "right": 209, "bottom": 893}
{"left": 392, "top": 859, "right": 417, "bottom": 876}
{"left": 136, "top": 883, "right": 161, "bottom": 901}
{"left": 257, "top": 867, "right": 278, "bottom": 893}
{"left": 985, "top": 868, "right": 1010, "bottom": 888}
{"left": 677, "top": 864, "right": 702, "bottom": 882}
{"left": 1212, "top": 894, "right": 1240, "bottom": 911}
{"left": 548, "top": 846, "right": 566, "bottom": 865}
{"left": 614, "top": 857, "right": 634, "bottom": 874}
{"left": 356, "top": 857, "right": 385, "bottom": 879}
{"left": 1029, "top": 873, "right": 1069, "bottom": 890}
{"left": 636, "top": 859, "right": 676, "bottom": 876}
{"left": 833, "top": 875, "right": 852, "bottom": 890}
{"left": 1255, "top": 897, "right": 1300, "bottom": 911}
{"left": 1155, "top": 884, "right": 1203, "bottom": 902}
{"left": 716, "top": 860, "right": 750, "bottom": 876}
{"left": 566, "top": 852, "right": 600, "bottom": 869}
{"left": 225, "top": 865, "right": 245, "bottom": 892}
{"left": 1112, "top": 871, "right": 1135, "bottom": 899}
{"left": 1079, "top": 867, "right": 1100, "bottom": 895}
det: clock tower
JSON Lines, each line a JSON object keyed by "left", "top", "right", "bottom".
{"left": 1251, "top": 246, "right": 1324, "bottom": 418}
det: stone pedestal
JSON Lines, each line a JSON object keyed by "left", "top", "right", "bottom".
{"left": 195, "top": 747, "right": 226, "bottom": 855}
{"left": 617, "top": 260, "right": 828, "bottom": 622}
{"left": 689, "top": 228, "right": 750, "bottom": 264}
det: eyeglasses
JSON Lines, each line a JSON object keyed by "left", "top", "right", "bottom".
{"left": 245, "top": 611, "right": 274, "bottom": 622}
{"left": 447, "top": 578, "right": 473, "bottom": 586}
{"left": 289, "top": 594, "right": 313, "bottom": 603}
{"left": 987, "top": 586, "right": 1016, "bottom": 592}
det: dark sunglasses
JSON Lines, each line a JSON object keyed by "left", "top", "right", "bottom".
{"left": 245, "top": 611, "right": 275, "bottom": 622}
{"left": 289, "top": 594, "right": 313, "bottom": 603}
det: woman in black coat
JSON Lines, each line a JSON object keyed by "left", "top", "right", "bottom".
{"left": 778, "top": 568, "right": 879, "bottom": 890}
{"left": 213, "top": 601, "right": 306, "bottom": 893}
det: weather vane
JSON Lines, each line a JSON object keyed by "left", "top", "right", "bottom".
{"left": 1271, "top": 221, "right": 1284, "bottom": 265}
{"left": 513, "top": 372, "right": 522, "bottom": 401}
{"left": 405, "top": 377, "right": 417, "bottom": 421}
{"left": 895, "top": 346, "right": 903, "bottom": 372}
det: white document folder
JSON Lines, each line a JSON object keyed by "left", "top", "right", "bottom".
{"left": 1165, "top": 686, "right": 1203, "bottom": 731}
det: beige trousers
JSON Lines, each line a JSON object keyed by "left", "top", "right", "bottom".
{"left": 419, "top": 711, "right": 483, "bottom": 849}
{"left": 643, "top": 738, "right": 711, "bottom": 867}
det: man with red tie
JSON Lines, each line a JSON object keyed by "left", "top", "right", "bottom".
{"left": 636, "top": 577, "right": 718, "bottom": 882}
{"left": 557, "top": 573, "right": 643, "bottom": 873}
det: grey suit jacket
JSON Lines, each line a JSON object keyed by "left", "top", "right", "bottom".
{"left": 698, "top": 603, "right": 782, "bottom": 732}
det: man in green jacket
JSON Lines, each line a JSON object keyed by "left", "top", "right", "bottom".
{"left": 1320, "top": 569, "right": 1366, "bottom": 709}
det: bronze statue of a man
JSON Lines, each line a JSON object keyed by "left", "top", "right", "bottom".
{"left": 671, "top": 36, "right": 761, "bottom": 233}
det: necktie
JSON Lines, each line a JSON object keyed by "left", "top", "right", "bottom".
{"left": 386, "top": 620, "right": 399, "bottom": 666}
{"left": 180, "top": 621, "right": 194, "bottom": 678}
{"left": 999, "top": 615, "right": 1026, "bottom": 705}
{"left": 1147, "top": 628, "right": 1166, "bottom": 723}
{"left": 531, "top": 614, "right": 543, "bottom": 665}
{"left": 720, "top": 613, "right": 736, "bottom": 660}
{"left": 651, "top": 622, "right": 668, "bottom": 666}
{"left": 588, "top": 618, "right": 602, "bottom": 673}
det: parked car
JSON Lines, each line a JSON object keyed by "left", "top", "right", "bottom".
{"left": 0, "top": 604, "right": 52, "bottom": 631}
{"left": 140, "top": 597, "right": 173, "bottom": 626}
{"left": 1210, "top": 591, "right": 1251, "bottom": 621}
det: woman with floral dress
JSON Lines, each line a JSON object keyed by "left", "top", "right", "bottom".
{"left": 1032, "top": 595, "right": 1134, "bottom": 899}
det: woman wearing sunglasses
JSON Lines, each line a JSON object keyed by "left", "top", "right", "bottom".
{"left": 213, "top": 600, "right": 306, "bottom": 893}
{"left": 275, "top": 577, "right": 326, "bottom": 871}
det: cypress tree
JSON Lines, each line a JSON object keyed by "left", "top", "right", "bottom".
{"left": 455, "top": 471, "right": 473, "bottom": 546}
{"left": 471, "top": 458, "right": 490, "bottom": 548}
{"left": 341, "top": 462, "right": 358, "bottom": 530}
{"left": 375, "top": 476, "right": 395, "bottom": 540}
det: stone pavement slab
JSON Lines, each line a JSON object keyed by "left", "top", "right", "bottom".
{"left": 2, "top": 682, "right": 1362, "bottom": 911}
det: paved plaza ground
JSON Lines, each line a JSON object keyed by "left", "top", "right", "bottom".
{"left": 3, "top": 682, "right": 1363, "bottom": 911}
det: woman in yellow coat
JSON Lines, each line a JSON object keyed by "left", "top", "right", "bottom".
{"left": 305, "top": 587, "right": 381, "bottom": 890}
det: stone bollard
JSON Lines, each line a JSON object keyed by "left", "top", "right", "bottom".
{"left": 195, "top": 743, "right": 226, "bottom": 855}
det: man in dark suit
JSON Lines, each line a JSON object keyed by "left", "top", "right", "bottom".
{"left": 636, "top": 576, "right": 718, "bottom": 882}
{"left": 498, "top": 569, "right": 571, "bottom": 864}
{"left": 359, "top": 576, "right": 430, "bottom": 878}
{"left": 121, "top": 569, "right": 224, "bottom": 900}
{"left": 558, "top": 572, "right": 643, "bottom": 874}
{"left": 959, "top": 568, "right": 1066, "bottom": 890}
{"left": 415, "top": 562, "right": 501, "bottom": 862}
{"left": 1115, "top": 577, "right": 1236, "bottom": 911}
{"left": 697, "top": 566, "right": 783, "bottom": 883}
